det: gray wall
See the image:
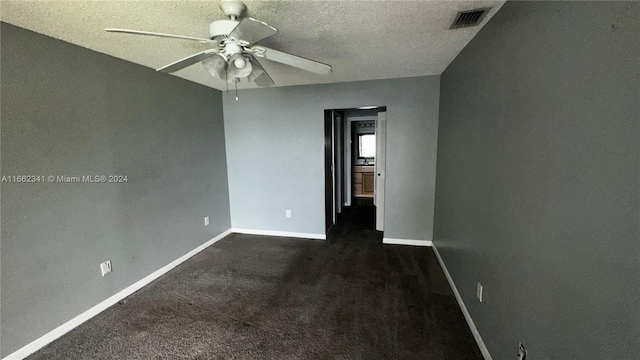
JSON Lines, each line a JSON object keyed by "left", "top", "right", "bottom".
{"left": 0, "top": 23, "right": 231, "bottom": 356}
{"left": 223, "top": 76, "right": 439, "bottom": 239}
{"left": 434, "top": 2, "right": 639, "bottom": 359}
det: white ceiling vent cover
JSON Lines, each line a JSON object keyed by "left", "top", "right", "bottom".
{"left": 450, "top": 8, "right": 491, "bottom": 29}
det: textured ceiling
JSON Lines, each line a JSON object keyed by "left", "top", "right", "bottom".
{"left": 1, "top": 0, "right": 505, "bottom": 90}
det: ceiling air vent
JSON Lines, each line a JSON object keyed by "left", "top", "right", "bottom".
{"left": 450, "top": 8, "right": 490, "bottom": 29}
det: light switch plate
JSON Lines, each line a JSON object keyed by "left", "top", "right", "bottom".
{"left": 100, "top": 260, "right": 112, "bottom": 276}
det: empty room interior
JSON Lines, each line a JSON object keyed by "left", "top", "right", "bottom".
{"left": 1, "top": 1, "right": 638, "bottom": 359}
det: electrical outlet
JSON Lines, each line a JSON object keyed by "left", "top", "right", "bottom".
{"left": 517, "top": 342, "right": 527, "bottom": 359}
{"left": 286, "top": 209, "right": 291, "bottom": 218}
{"left": 100, "top": 260, "right": 112, "bottom": 276}
{"left": 204, "top": 216, "right": 209, "bottom": 226}
{"left": 477, "top": 282, "right": 483, "bottom": 302}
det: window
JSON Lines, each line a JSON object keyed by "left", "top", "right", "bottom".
{"left": 358, "top": 134, "right": 376, "bottom": 158}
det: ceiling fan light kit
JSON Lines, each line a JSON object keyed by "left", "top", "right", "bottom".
{"left": 105, "top": 0, "right": 332, "bottom": 93}
{"left": 228, "top": 53, "right": 253, "bottom": 78}
{"left": 202, "top": 54, "right": 228, "bottom": 79}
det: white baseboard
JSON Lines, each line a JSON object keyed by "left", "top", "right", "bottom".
{"left": 431, "top": 243, "right": 492, "bottom": 360}
{"left": 2, "top": 229, "right": 232, "bottom": 360}
{"left": 382, "top": 238, "right": 433, "bottom": 246}
{"left": 231, "top": 228, "right": 326, "bottom": 240}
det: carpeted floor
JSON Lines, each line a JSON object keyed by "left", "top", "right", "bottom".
{"left": 28, "top": 206, "right": 482, "bottom": 359}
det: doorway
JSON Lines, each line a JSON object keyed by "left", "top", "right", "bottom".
{"left": 352, "top": 120, "right": 376, "bottom": 206}
{"left": 324, "top": 107, "right": 387, "bottom": 234}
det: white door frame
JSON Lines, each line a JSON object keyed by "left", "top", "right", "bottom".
{"left": 334, "top": 111, "right": 342, "bottom": 215}
{"left": 375, "top": 111, "right": 386, "bottom": 231}
{"left": 331, "top": 111, "right": 337, "bottom": 225}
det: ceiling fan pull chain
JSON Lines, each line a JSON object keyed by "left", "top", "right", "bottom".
{"left": 235, "top": 79, "right": 239, "bottom": 101}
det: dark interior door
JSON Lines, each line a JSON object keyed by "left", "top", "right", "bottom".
{"left": 324, "top": 110, "right": 333, "bottom": 232}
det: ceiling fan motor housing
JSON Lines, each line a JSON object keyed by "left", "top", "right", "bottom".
{"left": 209, "top": 19, "right": 239, "bottom": 40}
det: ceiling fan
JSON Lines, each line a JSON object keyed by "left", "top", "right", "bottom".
{"left": 105, "top": 0, "right": 332, "bottom": 88}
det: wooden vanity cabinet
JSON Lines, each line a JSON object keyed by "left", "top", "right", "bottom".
{"left": 353, "top": 166, "right": 374, "bottom": 197}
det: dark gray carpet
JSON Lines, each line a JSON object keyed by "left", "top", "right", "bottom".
{"left": 28, "top": 206, "right": 482, "bottom": 359}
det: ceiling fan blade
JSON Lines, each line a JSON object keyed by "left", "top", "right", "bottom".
{"left": 247, "top": 57, "right": 275, "bottom": 87}
{"left": 157, "top": 49, "right": 220, "bottom": 73}
{"left": 229, "top": 18, "right": 277, "bottom": 45}
{"left": 105, "top": 28, "right": 217, "bottom": 44}
{"left": 253, "top": 46, "right": 332, "bottom": 75}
